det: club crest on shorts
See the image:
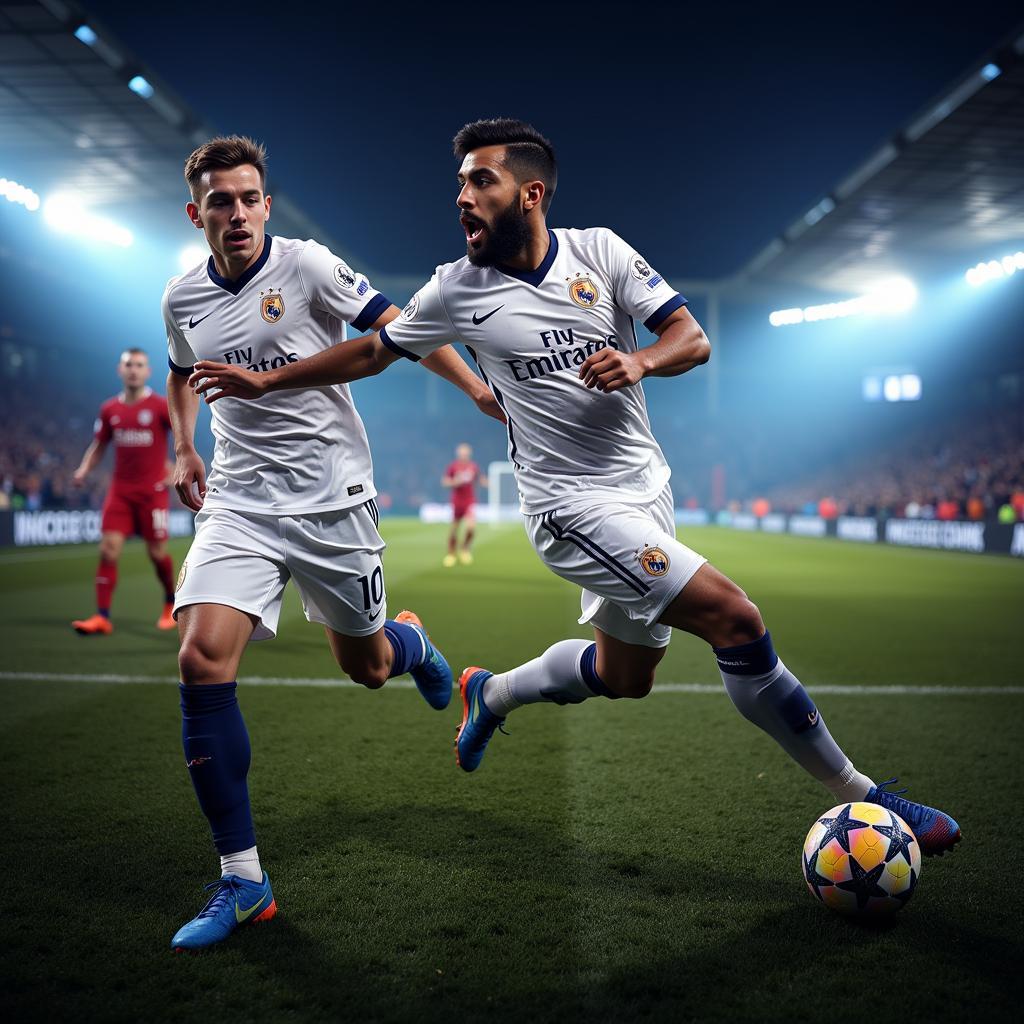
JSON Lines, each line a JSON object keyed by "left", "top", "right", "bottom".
{"left": 175, "top": 559, "right": 188, "bottom": 592}
{"left": 260, "top": 290, "right": 285, "bottom": 324}
{"left": 638, "top": 545, "right": 670, "bottom": 577}
{"left": 568, "top": 274, "right": 599, "bottom": 308}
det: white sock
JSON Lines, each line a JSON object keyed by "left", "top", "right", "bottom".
{"left": 822, "top": 761, "right": 875, "bottom": 803}
{"left": 482, "top": 639, "right": 595, "bottom": 716}
{"left": 220, "top": 845, "right": 262, "bottom": 883}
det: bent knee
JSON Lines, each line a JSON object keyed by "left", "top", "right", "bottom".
{"left": 601, "top": 668, "right": 656, "bottom": 700}
{"left": 717, "top": 597, "right": 765, "bottom": 647}
{"left": 339, "top": 659, "right": 389, "bottom": 690}
{"left": 178, "top": 642, "right": 232, "bottom": 685}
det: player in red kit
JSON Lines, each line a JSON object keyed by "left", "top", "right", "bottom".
{"left": 71, "top": 349, "right": 177, "bottom": 634}
{"left": 442, "top": 443, "right": 487, "bottom": 567}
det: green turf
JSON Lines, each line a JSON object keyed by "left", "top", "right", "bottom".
{"left": 1, "top": 521, "right": 1022, "bottom": 1022}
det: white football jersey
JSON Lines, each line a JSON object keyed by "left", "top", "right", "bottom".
{"left": 163, "top": 235, "right": 391, "bottom": 515}
{"left": 380, "top": 227, "right": 686, "bottom": 513}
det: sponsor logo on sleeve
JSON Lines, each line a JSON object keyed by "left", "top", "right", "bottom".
{"left": 347, "top": 484, "right": 364, "bottom": 496}
{"left": 567, "top": 274, "right": 599, "bottom": 308}
{"left": 630, "top": 254, "right": 652, "bottom": 280}
{"left": 645, "top": 274, "right": 664, "bottom": 290}
{"left": 260, "top": 290, "right": 285, "bottom": 323}
{"left": 333, "top": 262, "right": 357, "bottom": 288}
{"left": 356, "top": 278, "right": 369, "bottom": 296}
{"left": 402, "top": 295, "right": 419, "bottom": 320}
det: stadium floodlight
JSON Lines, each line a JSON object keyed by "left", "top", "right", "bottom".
{"left": 965, "top": 251, "right": 1024, "bottom": 287}
{"left": 0, "top": 176, "right": 41, "bottom": 212}
{"left": 128, "top": 75, "right": 155, "bottom": 99}
{"left": 43, "top": 194, "right": 133, "bottom": 248}
{"left": 178, "top": 244, "right": 208, "bottom": 272}
{"left": 768, "top": 276, "right": 917, "bottom": 327}
{"left": 981, "top": 63, "right": 1001, "bottom": 81}
{"left": 74, "top": 25, "right": 98, "bottom": 46}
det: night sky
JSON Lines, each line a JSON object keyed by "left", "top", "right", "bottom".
{"left": 83, "top": 0, "right": 1022, "bottom": 282}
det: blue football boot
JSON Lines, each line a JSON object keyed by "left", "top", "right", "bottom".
{"left": 171, "top": 872, "right": 276, "bottom": 952}
{"left": 865, "top": 778, "right": 962, "bottom": 856}
{"left": 455, "top": 667, "right": 507, "bottom": 772}
{"left": 395, "top": 610, "right": 453, "bottom": 710}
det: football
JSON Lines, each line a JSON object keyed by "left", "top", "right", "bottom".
{"left": 802, "top": 801, "right": 921, "bottom": 916}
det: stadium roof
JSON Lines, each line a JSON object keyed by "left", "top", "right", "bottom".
{"left": 728, "top": 21, "right": 1024, "bottom": 300}
{"left": 0, "top": 0, "right": 346, "bottom": 257}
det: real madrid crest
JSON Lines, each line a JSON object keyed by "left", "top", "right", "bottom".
{"left": 638, "top": 545, "right": 670, "bottom": 577}
{"left": 567, "top": 273, "right": 599, "bottom": 308}
{"left": 260, "top": 289, "right": 285, "bottom": 324}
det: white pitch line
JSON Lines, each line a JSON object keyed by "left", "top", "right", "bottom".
{"left": 0, "top": 671, "right": 1021, "bottom": 694}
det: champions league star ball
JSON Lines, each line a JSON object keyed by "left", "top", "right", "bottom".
{"left": 802, "top": 802, "right": 921, "bottom": 916}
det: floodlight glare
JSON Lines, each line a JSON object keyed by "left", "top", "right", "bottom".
{"left": 178, "top": 244, "right": 208, "bottom": 272}
{"left": 981, "top": 63, "right": 1001, "bottom": 81}
{"left": 965, "top": 250, "right": 1024, "bottom": 287}
{"left": 128, "top": 76, "right": 154, "bottom": 99}
{"left": 74, "top": 25, "right": 98, "bottom": 46}
{"left": 43, "top": 194, "right": 133, "bottom": 248}
{"left": 768, "top": 275, "right": 917, "bottom": 327}
{"left": 0, "top": 176, "right": 41, "bottom": 212}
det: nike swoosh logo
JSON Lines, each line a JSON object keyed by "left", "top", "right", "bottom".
{"left": 367, "top": 606, "right": 383, "bottom": 622}
{"left": 235, "top": 892, "right": 268, "bottom": 924}
{"left": 471, "top": 305, "right": 503, "bottom": 325}
{"left": 188, "top": 311, "right": 216, "bottom": 329}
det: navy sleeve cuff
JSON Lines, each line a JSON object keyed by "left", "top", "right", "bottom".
{"left": 379, "top": 326, "right": 421, "bottom": 362}
{"left": 351, "top": 293, "right": 391, "bottom": 333}
{"left": 168, "top": 356, "right": 192, "bottom": 377}
{"left": 643, "top": 294, "right": 688, "bottom": 332}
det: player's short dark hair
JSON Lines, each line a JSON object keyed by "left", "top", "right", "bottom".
{"left": 453, "top": 118, "right": 557, "bottom": 213}
{"left": 184, "top": 135, "right": 267, "bottom": 200}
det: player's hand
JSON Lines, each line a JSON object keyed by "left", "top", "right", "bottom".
{"left": 189, "top": 362, "right": 268, "bottom": 404}
{"left": 579, "top": 349, "right": 645, "bottom": 393}
{"left": 473, "top": 387, "right": 506, "bottom": 423}
{"left": 71, "top": 469, "right": 87, "bottom": 487}
{"left": 174, "top": 450, "right": 207, "bottom": 512}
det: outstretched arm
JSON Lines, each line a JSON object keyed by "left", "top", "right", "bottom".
{"left": 578, "top": 306, "right": 711, "bottom": 393}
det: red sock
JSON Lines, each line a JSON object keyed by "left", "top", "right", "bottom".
{"left": 151, "top": 554, "right": 175, "bottom": 603}
{"left": 96, "top": 558, "right": 118, "bottom": 616}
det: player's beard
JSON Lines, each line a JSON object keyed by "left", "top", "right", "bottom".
{"left": 467, "top": 196, "right": 532, "bottom": 268}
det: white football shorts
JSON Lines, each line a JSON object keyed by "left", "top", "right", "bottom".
{"left": 525, "top": 484, "right": 707, "bottom": 648}
{"left": 174, "top": 501, "right": 386, "bottom": 641}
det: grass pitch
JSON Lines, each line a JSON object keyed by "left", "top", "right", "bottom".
{"left": 1, "top": 521, "right": 1022, "bottom": 1023}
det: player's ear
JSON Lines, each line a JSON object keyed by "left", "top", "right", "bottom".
{"left": 264, "top": 194, "right": 272, "bottom": 221}
{"left": 523, "top": 180, "right": 545, "bottom": 213}
{"left": 186, "top": 201, "right": 203, "bottom": 229}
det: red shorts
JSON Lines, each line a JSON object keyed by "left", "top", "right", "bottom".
{"left": 452, "top": 500, "right": 475, "bottom": 522}
{"left": 101, "top": 485, "right": 171, "bottom": 542}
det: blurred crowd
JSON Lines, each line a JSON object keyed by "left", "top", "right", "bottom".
{"left": 3, "top": 378, "right": 1021, "bottom": 523}
{"left": 0, "top": 388, "right": 108, "bottom": 511}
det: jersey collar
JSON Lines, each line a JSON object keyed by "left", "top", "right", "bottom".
{"left": 206, "top": 234, "right": 273, "bottom": 295}
{"left": 496, "top": 229, "right": 558, "bottom": 288}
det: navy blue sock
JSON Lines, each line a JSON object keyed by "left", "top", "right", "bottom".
{"left": 712, "top": 630, "right": 779, "bottom": 675}
{"left": 383, "top": 620, "right": 426, "bottom": 677}
{"left": 179, "top": 682, "right": 255, "bottom": 855}
{"left": 580, "top": 642, "right": 621, "bottom": 700}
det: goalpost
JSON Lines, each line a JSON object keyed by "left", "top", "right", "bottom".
{"left": 487, "top": 461, "right": 521, "bottom": 525}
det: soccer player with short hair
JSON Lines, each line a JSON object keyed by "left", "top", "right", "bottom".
{"left": 442, "top": 442, "right": 486, "bottom": 566}
{"left": 164, "top": 135, "right": 501, "bottom": 951}
{"left": 71, "top": 348, "right": 176, "bottom": 634}
{"left": 191, "top": 120, "right": 961, "bottom": 859}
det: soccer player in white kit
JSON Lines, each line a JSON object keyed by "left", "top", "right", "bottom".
{"left": 163, "top": 136, "right": 502, "bottom": 951}
{"left": 190, "top": 122, "right": 961, "bottom": 862}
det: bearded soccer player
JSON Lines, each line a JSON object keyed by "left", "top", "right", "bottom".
{"left": 71, "top": 348, "right": 176, "bottom": 634}
{"left": 441, "top": 442, "right": 486, "bottom": 566}
{"left": 191, "top": 120, "right": 961, "bottom": 860}
{"left": 163, "top": 136, "right": 500, "bottom": 951}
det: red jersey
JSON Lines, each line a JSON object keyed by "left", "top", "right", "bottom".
{"left": 446, "top": 460, "right": 479, "bottom": 505}
{"left": 95, "top": 388, "right": 171, "bottom": 492}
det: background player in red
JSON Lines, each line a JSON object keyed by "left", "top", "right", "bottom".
{"left": 71, "top": 348, "right": 177, "bottom": 635}
{"left": 441, "top": 442, "right": 487, "bottom": 566}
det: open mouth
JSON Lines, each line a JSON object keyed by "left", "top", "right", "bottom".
{"left": 226, "top": 231, "right": 250, "bottom": 247}
{"left": 460, "top": 214, "right": 485, "bottom": 248}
